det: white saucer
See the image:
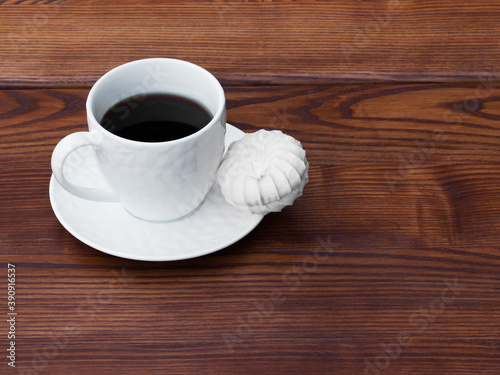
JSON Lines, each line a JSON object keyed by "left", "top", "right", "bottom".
{"left": 49, "top": 124, "right": 264, "bottom": 261}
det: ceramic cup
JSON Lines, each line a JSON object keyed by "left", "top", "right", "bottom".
{"left": 51, "top": 58, "right": 226, "bottom": 222}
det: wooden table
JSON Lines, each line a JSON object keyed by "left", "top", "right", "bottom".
{"left": 1, "top": 1, "right": 500, "bottom": 374}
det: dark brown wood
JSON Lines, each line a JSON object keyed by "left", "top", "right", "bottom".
{"left": 2, "top": 1, "right": 500, "bottom": 373}
{"left": 1, "top": 84, "right": 500, "bottom": 374}
{"left": 1, "top": 1, "right": 500, "bottom": 86}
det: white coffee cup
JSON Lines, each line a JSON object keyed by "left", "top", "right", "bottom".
{"left": 51, "top": 58, "right": 226, "bottom": 222}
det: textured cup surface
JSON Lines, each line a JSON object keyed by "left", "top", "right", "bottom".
{"left": 53, "top": 58, "right": 226, "bottom": 221}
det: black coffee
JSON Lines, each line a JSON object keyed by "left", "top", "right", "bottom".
{"left": 101, "top": 93, "right": 212, "bottom": 142}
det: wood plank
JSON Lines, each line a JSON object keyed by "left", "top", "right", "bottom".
{"left": 1, "top": 84, "right": 500, "bottom": 373}
{"left": 1, "top": 1, "right": 500, "bottom": 85}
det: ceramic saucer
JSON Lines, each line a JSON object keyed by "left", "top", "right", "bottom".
{"left": 49, "top": 124, "right": 264, "bottom": 261}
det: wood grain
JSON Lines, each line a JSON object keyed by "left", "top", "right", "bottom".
{"left": 1, "top": 1, "right": 500, "bottom": 86}
{"left": 1, "top": 84, "right": 500, "bottom": 374}
{"left": 2, "top": 1, "right": 500, "bottom": 374}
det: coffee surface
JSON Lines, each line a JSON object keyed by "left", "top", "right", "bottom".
{"left": 101, "top": 93, "right": 212, "bottom": 142}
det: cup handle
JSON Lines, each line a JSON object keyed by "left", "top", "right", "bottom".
{"left": 51, "top": 131, "right": 119, "bottom": 202}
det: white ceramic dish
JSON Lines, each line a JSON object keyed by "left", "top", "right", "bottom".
{"left": 49, "top": 124, "right": 264, "bottom": 261}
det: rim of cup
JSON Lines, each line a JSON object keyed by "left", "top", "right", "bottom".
{"left": 86, "top": 58, "right": 226, "bottom": 147}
